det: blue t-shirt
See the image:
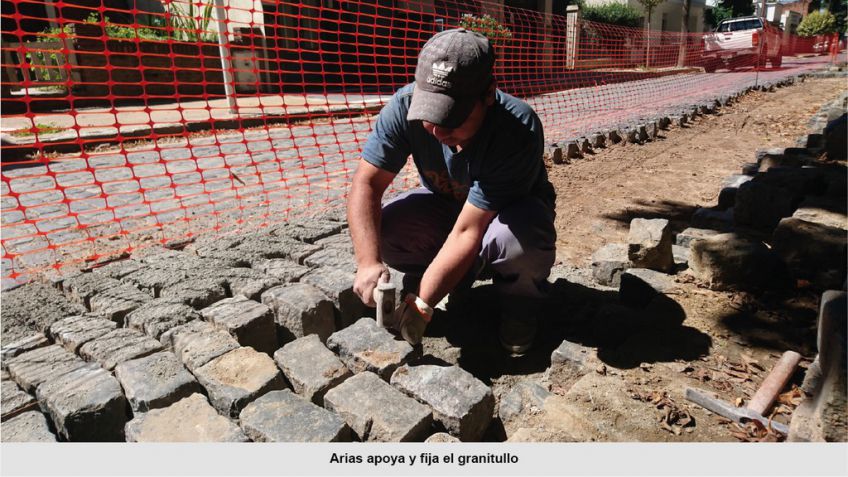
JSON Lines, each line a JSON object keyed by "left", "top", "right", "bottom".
{"left": 362, "top": 83, "right": 555, "bottom": 212}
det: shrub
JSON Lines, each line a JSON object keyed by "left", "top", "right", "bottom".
{"left": 797, "top": 11, "right": 837, "bottom": 37}
{"left": 580, "top": 3, "right": 642, "bottom": 28}
{"left": 458, "top": 14, "right": 512, "bottom": 46}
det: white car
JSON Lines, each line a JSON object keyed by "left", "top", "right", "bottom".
{"left": 701, "top": 16, "right": 783, "bottom": 71}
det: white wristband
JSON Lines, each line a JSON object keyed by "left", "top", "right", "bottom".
{"left": 413, "top": 295, "right": 434, "bottom": 318}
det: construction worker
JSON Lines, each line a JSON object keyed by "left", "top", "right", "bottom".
{"left": 347, "top": 28, "right": 556, "bottom": 354}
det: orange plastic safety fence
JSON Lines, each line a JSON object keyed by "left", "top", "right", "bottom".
{"left": 0, "top": 0, "right": 843, "bottom": 286}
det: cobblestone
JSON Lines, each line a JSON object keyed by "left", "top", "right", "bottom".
{"left": 274, "top": 335, "right": 351, "bottom": 404}
{"left": 6, "top": 344, "right": 88, "bottom": 393}
{"left": 302, "top": 268, "right": 366, "bottom": 329}
{"left": 201, "top": 296, "right": 276, "bottom": 354}
{"left": 261, "top": 283, "right": 335, "bottom": 343}
{"left": 303, "top": 248, "right": 357, "bottom": 274}
{"left": 36, "top": 363, "right": 127, "bottom": 441}
{"left": 1, "top": 282, "right": 85, "bottom": 345}
{"left": 125, "top": 393, "right": 249, "bottom": 442}
{"left": 627, "top": 218, "right": 674, "bottom": 273}
{"left": 327, "top": 318, "right": 416, "bottom": 380}
{"left": 1, "top": 379, "right": 38, "bottom": 421}
{"left": 159, "top": 277, "right": 228, "bottom": 309}
{"left": 619, "top": 268, "right": 678, "bottom": 308}
{"left": 88, "top": 284, "right": 153, "bottom": 324}
{"left": 48, "top": 315, "right": 117, "bottom": 352}
{"left": 79, "top": 328, "right": 164, "bottom": 371}
{"left": 121, "top": 266, "right": 189, "bottom": 297}
{"left": 253, "top": 259, "right": 311, "bottom": 282}
{"left": 194, "top": 347, "right": 286, "bottom": 417}
{"left": 390, "top": 365, "right": 494, "bottom": 441}
{"left": 92, "top": 259, "right": 145, "bottom": 280}
{"left": 239, "top": 389, "right": 350, "bottom": 442}
{"left": 1, "top": 411, "right": 57, "bottom": 442}
{"left": 164, "top": 321, "right": 241, "bottom": 372}
{"left": 125, "top": 299, "right": 201, "bottom": 340}
{"left": 323, "top": 371, "right": 432, "bottom": 442}
{"left": 115, "top": 351, "right": 202, "bottom": 412}
{"left": 1, "top": 333, "right": 50, "bottom": 365}
{"left": 64, "top": 273, "right": 122, "bottom": 308}
{"left": 591, "top": 243, "right": 629, "bottom": 287}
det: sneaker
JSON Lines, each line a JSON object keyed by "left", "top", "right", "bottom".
{"left": 498, "top": 312, "right": 537, "bottom": 354}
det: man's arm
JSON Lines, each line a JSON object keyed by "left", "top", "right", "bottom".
{"left": 417, "top": 201, "right": 496, "bottom": 308}
{"left": 349, "top": 159, "right": 397, "bottom": 307}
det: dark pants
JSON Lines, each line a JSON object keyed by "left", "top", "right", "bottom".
{"left": 380, "top": 188, "right": 556, "bottom": 299}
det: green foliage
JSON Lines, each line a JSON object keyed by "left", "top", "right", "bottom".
{"left": 581, "top": 3, "right": 642, "bottom": 28}
{"left": 11, "top": 123, "right": 63, "bottom": 137}
{"left": 705, "top": 6, "right": 733, "bottom": 30}
{"left": 164, "top": 1, "right": 218, "bottom": 42}
{"left": 797, "top": 10, "right": 837, "bottom": 36}
{"left": 717, "top": 0, "right": 755, "bottom": 17}
{"left": 458, "top": 14, "right": 512, "bottom": 46}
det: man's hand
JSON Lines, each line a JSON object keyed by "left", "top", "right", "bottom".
{"left": 391, "top": 294, "right": 433, "bottom": 345}
{"left": 353, "top": 262, "right": 390, "bottom": 307}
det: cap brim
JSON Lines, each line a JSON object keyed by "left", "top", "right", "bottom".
{"left": 406, "top": 88, "right": 476, "bottom": 129}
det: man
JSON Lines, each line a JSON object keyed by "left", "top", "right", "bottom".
{"left": 347, "top": 28, "right": 556, "bottom": 354}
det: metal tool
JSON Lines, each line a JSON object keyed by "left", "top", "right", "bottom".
{"left": 372, "top": 282, "right": 396, "bottom": 328}
{"left": 685, "top": 350, "right": 802, "bottom": 436}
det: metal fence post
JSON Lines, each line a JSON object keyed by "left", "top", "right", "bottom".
{"left": 566, "top": 5, "right": 580, "bottom": 70}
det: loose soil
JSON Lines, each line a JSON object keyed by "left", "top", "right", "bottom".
{"left": 444, "top": 76, "right": 845, "bottom": 442}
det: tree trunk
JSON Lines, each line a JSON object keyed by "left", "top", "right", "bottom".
{"left": 677, "top": 0, "right": 692, "bottom": 66}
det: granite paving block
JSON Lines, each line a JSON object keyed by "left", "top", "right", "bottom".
{"left": 125, "top": 299, "right": 201, "bottom": 340}
{"left": 303, "top": 248, "right": 357, "bottom": 274}
{"left": 121, "top": 266, "right": 189, "bottom": 297}
{"left": 619, "top": 268, "right": 678, "bottom": 308}
{"left": 1, "top": 411, "right": 57, "bottom": 442}
{"left": 164, "top": 321, "right": 241, "bottom": 372}
{"left": 314, "top": 233, "right": 354, "bottom": 252}
{"left": 274, "top": 335, "right": 352, "bottom": 404}
{"left": 92, "top": 259, "right": 145, "bottom": 280}
{"left": 36, "top": 363, "right": 127, "bottom": 441}
{"left": 115, "top": 351, "right": 202, "bottom": 412}
{"left": 201, "top": 296, "right": 276, "bottom": 354}
{"left": 499, "top": 381, "right": 551, "bottom": 423}
{"left": 253, "top": 259, "right": 311, "bottom": 282}
{"left": 391, "top": 365, "right": 494, "bottom": 441}
{"left": 48, "top": 315, "right": 117, "bottom": 352}
{"left": 1, "top": 333, "right": 50, "bottom": 366}
{"left": 6, "top": 345, "right": 88, "bottom": 393}
{"left": 327, "top": 318, "right": 416, "bottom": 380}
{"left": 79, "top": 328, "right": 164, "bottom": 371}
{"left": 675, "top": 227, "right": 721, "bottom": 248}
{"left": 236, "top": 235, "right": 322, "bottom": 264}
{"left": 239, "top": 389, "right": 351, "bottom": 442}
{"left": 302, "top": 268, "right": 366, "bottom": 329}
{"left": 425, "top": 432, "right": 460, "bottom": 443}
{"left": 627, "top": 218, "right": 674, "bottom": 273}
{"left": 88, "top": 284, "right": 153, "bottom": 324}
{"left": 323, "top": 371, "right": 432, "bottom": 442}
{"left": 125, "top": 393, "right": 249, "bottom": 442}
{"left": 261, "top": 284, "right": 335, "bottom": 343}
{"left": 64, "top": 273, "right": 123, "bottom": 307}
{"left": 193, "top": 347, "right": 286, "bottom": 418}
{"left": 0, "top": 282, "right": 86, "bottom": 344}
{"left": 159, "top": 277, "right": 228, "bottom": 309}
{"left": 274, "top": 220, "right": 345, "bottom": 244}
{"left": 1, "top": 379, "right": 38, "bottom": 421}
{"left": 218, "top": 268, "right": 283, "bottom": 300}
{"left": 591, "top": 243, "right": 630, "bottom": 287}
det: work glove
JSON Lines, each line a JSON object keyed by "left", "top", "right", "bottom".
{"left": 392, "top": 293, "right": 433, "bottom": 345}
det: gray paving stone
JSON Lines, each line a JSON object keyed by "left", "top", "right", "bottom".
{"left": 48, "top": 315, "right": 117, "bottom": 352}
{"left": 201, "top": 296, "right": 276, "bottom": 354}
{"left": 121, "top": 266, "right": 189, "bottom": 297}
{"left": 164, "top": 321, "right": 241, "bottom": 372}
{"left": 79, "top": 328, "right": 164, "bottom": 371}
{"left": 772, "top": 217, "right": 847, "bottom": 290}
{"left": 125, "top": 393, "right": 249, "bottom": 442}
{"left": 303, "top": 248, "right": 357, "bottom": 274}
{"left": 64, "top": 273, "right": 123, "bottom": 308}
{"left": 619, "top": 268, "right": 678, "bottom": 308}
{"left": 6, "top": 344, "right": 88, "bottom": 393}
{"left": 327, "top": 318, "right": 416, "bottom": 380}
{"left": 159, "top": 277, "right": 228, "bottom": 309}
{"left": 218, "top": 268, "right": 283, "bottom": 300}
{"left": 125, "top": 299, "right": 201, "bottom": 340}
{"left": 194, "top": 347, "right": 286, "bottom": 418}
{"left": 92, "top": 259, "right": 145, "bottom": 279}
{"left": 323, "top": 371, "right": 432, "bottom": 442}
{"left": 672, "top": 244, "right": 690, "bottom": 269}
{"left": 88, "top": 284, "right": 153, "bottom": 324}
{"left": 689, "top": 233, "right": 791, "bottom": 291}
{"left": 627, "top": 218, "right": 674, "bottom": 273}
{"left": 253, "top": 259, "right": 311, "bottom": 282}
{"left": 302, "top": 268, "right": 366, "bottom": 329}
{"left": 115, "top": 351, "right": 202, "bottom": 412}
{"left": 425, "top": 432, "right": 460, "bottom": 443}
{"left": 274, "top": 220, "right": 345, "bottom": 244}
{"left": 274, "top": 335, "right": 351, "bottom": 404}
{"left": 1, "top": 411, "right": 57, "bottom": 442}
{"left": 261, "top": 283, "right": 335, "bottom": 343}
{"left": 239, "top": 389, "right": 351, "bottom": 442}
{"left": 390, "top": 365, "right": 494, "bottom": 442}
{"left": 1, "top": 379, "right": 38, "bottom": 421}
{"left": 591, "top": 243, "right": 629, "bottom": 287}
{"left": 0, "top": 282, "right": 86, "bottom": 343}
{"left": 314, "top": 233, "right": 353, "bottom": 252}
{"left": 1, "top": 333, "right": 50, "bottom": 366}
{"left": 36, "top": 363, "right": 127, "bottom": 441}
{"left": 499, "top": 381, "right": 551, "bottom": 423}
{"left": 235, "top": 235, "right": 322, "bottom": 264}
{"left": 675, "top": 227, "right": 721, "bottom": 248}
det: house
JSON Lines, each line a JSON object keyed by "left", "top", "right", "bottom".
{"left": 581, "top": 0, "right": 710, "bottom": 33}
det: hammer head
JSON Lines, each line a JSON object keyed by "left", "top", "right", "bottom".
{"left": 372, "top": 282, "right": 396, "bottom": 328}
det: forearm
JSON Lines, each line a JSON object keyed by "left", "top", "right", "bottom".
{"left": 347, "top": 181, "right": 383, "bottom": 268}
{"left": 417, "top": 229, "right": 481, "bottom": 307}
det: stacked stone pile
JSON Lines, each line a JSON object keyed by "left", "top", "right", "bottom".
{"left": 1, "top": 217, "right": 495, "bottom": 442}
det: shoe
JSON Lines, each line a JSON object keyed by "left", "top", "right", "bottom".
{"left": 498, "top": 312, "right": 537, "bottom": 354}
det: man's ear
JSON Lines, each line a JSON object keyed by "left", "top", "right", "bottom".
{"left": 484, "top": 79, "right": 497, "bottom": 106}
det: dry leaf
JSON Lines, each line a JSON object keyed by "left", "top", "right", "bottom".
{"left": 734, "top": 397, "right": 745, "bottom": 407}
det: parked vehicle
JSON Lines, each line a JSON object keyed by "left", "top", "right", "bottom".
{"left": 701, "top": 16, "right": 783, "bottom": 72}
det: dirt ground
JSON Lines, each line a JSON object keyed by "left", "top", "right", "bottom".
{"left": 483, "top": 76, "right": 846, "bottom": 442}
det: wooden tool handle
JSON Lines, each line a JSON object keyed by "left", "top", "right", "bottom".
{"left": 747, "top": 350, "right": 802, "bottom": 416}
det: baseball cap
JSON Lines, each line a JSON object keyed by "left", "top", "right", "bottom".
{"left": 407, "top": 28, "right": 495, "bottom": 129}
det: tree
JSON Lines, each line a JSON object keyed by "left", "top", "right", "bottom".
{"left": 636, "top": 0, "right": 667, "bottom": 67}
{"left": 797, "top": 10, "right": 837, "bottom": 36}
{"left": 677, "top": 0, "right": 692, "bottom": 66}
{"left": 580, "top": 3, "right": 642, "bottom": 28}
